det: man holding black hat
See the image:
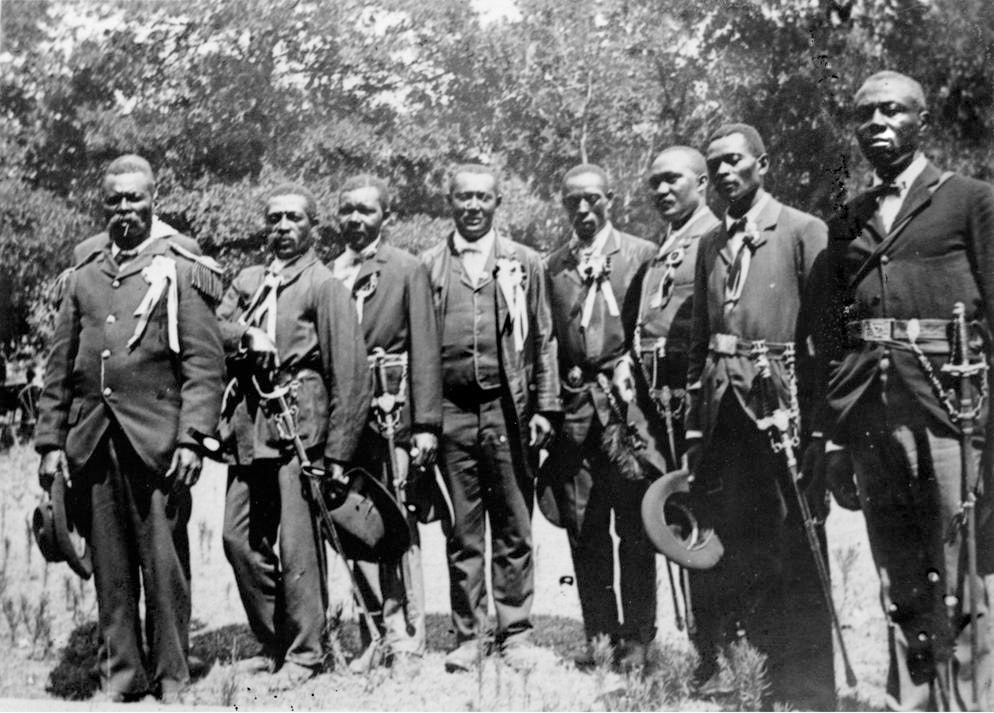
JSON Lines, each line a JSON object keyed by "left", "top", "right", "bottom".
{"left": 217, "top": 182, "right": 370, "bottom": 689}
{"left": 35, "top": 154, "right": 225, "bottom": 703}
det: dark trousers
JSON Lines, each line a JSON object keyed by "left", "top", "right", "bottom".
{"left": 352, "top": 426, "right": 426, "bottom": 655}
{"left": 75, "top": 424, "right": 192, "bottom": 696}
{"left": 849, "top": 416, "right": 993, "bottom": 711}
{"left": 222, "top": 457, "right": 327, "bottom": 668}
{"left": 550, "top": 417, "right": 657, "bottom": 644}
{"left": 690, "top": 396, "right": 834, "bottom": 710}
{"left": 440, "top": 393, "right": 534, "bottom": 644}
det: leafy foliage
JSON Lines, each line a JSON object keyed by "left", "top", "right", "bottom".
{"left": 0, "top": 0, "right": 991, "bottom": 347}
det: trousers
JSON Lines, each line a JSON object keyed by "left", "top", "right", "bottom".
{"left": 440, "top": 393, "right": 534, "bottom": 644}
{"left": 75, "top": 423, "right": 192, "bottom": 696}
{"left": 689, "top": 395, "right": 835, "bottom": 710}
{"left": 547, "top": 415, "right": 657, "bottom": 645}
{"left": 222, "top": 457, "right": 327, "bottom": 668}
{"left": 848, "top": 417, "right": 993, "bottom": 711}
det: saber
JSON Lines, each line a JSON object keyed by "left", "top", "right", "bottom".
{"left": 370, "top": 348, "right": 419, "bottom": 637}
{"left": 253, "top": 373, "right": 383, "bottom": 653}
{"left": 940, "top": 302, "right": 987, "bottom": 707}
{"left": 750, "top": 340, "right": 857, "bottom": 688}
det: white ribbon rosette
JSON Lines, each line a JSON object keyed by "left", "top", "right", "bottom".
{"left": 579, "top": 255, "right": 618, "bottom": 329}
{"left": 495, "top": 256, "right": 529, "bottom": 352}
{"left": 129, "top": 255, "right": 179, "bottom": 353}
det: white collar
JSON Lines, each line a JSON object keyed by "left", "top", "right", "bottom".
{"left": 572, "top": 221, "right": 612, "bottom": 256}
{"left": 872, "top": 153, "right": 928, "bottom": 194}
{"left": 342, "top": 236, "right": 382, "bottom": 263}
{"left": 725, "top": 190, "right": 772, "bottom": 232}
{"left": 453, "top": 228, "right": 496, "bottom": 256}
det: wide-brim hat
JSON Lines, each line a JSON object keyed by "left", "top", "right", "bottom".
{"left": 320, "top": 467, "right": 411, "bottom": 563}
{"left": 32, "top": 471, "right": 92, "bottom": 579}
{"left": 641, "top": 468, "right": 723, "bottom": 570}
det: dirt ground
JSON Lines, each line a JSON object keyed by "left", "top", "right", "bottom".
{"left": 0, "top": 443, "right": 889, "bottom": 710}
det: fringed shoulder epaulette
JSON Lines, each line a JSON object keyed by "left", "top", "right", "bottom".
{"left": 169, "top": 240, "right": 225, "bottom": 304}
{"left": 46, "top": 250, "right": 101, "bottom": 307}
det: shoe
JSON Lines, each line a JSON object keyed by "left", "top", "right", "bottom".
{"left": 501, "top": 635, "right": 556, "bottom": 671}
{"left": 574, "top": 635, "right": 617, "bottom": 670}
{"left": 234, "top": 654, "right": 276, "bottom": 675}
{"left": 616, "top": 641, "right": 648, "bottom": 671}
{"left": 188, "top": 654, "right": 208, "bottom": 678}
{"left": 444, "top": 640, "right": 487, "bottom": 673}
{"left": 387, "top": 651, "right": 422, "bottom": 678}
{"left": 268, "top": 661, "right": 318, "bottom": 692}
{"left": 348, "top": 641, "right": 384, "bottom": 674}
{"left": 158, "top": 679, "right": 186, "bottom": 705}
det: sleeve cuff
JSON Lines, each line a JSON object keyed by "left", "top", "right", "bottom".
{"left": 685, "top": 429, "right": 703, "bottom": 440}
{"left": 825, "top": 440, "right": 844, "bottom": 453}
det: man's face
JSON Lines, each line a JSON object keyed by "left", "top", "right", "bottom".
{"left": 853, "top": 79, "right": 927, "bottom": 175}
{"left": 338, "top": 186, "right": 386, "bottom": 250}
{"left": 265, "top": 194, "right": 313, "bottom": 261}
{"left": 102, "top": 171, "right": 154, "bottom": 248}
{"left": 562, "top": 171, "right": 613, "bottom": 241}
{"left": 448, "top": 172, "right": 500, "bottom": 242}
{"left": 648, "top": 154, "right": 706, "bottom": 224}
{"left": 705, "top": 133, "right": 768, "bottom": 205}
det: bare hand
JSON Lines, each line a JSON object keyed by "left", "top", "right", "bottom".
{"left": 38, "top": 449, "right": 68, "bottom": 491}
{"left": 528, "top": 414, "right": 553, "bottom": 449}
{"left": 410, "top": 432, "right": 438, "bottom": 469}
{"left": 327, "top": 461, "right": 347, "bottom": 484}
{"left": 612, "top": 357, "right": 636, "bottom": 403}
{"left": 165, "top": 446, "right": 203, "bottom": 490}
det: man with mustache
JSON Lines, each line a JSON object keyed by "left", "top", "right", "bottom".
{"left": 812, "top": 71, "right": 994, "bottom": 710}
{"left": 684, "top": 124, "right": 834, "bottom": 708}
{"left": 541, "top": 163, "right": 658, "bottom": 670}
{"left": 422, "top": 163, "right": 560, "bottom": 672}
{"left": 217, "top": 183, "right": 370, "bottom": 690}
{"left": 330, "top": 175, "right": 442, "bottom": 674}
{"left": 35, "top": 154, "right": 225, "bottom": 703}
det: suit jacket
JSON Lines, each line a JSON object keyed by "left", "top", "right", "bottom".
{"left": 216, "top": 247, "right": 371, "bottom": 465}
{"left": 628, "top": 208, "right": 721, "bottom": 369}
{"left": 422, "top": 232, "right": 561, "bottom": 469}
{"left": 812, "top": 161, "right": 994, "bottom": 442}
{"left": 35, "top": 236, "right": 225, "bottom": 474}
{"left": 331, "top": 241, "right": 443, "bottom": 438}
{"left": 686, "top": 195, "right": 827, "bottom": 445}
{"left": 545, "top": 225, "right": 656, "bottom": 443}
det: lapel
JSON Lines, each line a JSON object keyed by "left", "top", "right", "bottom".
{"left": 353, "top": 242, "right": 386, "bottom": 292}
{"left": 717, "top": 196, "right": 780, "bottom": 265}
{"left": 493, "top": 234, "right": 515, "bottom": 328}
{"left": 890, "top": 160, "right": 942, "bottom": 232}
{"left": 557, "top": 241, "right": 583, "bottom": 286}
{"left": 276, "top": 248, "right": 318, "bottom": 290}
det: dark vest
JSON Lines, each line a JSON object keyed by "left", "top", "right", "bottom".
{"left": 441, "top": 259, "right": 501, "bottom": 393}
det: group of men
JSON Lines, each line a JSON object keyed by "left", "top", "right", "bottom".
{"left": 33, "top": 69, "right": 991, "bottom": 711}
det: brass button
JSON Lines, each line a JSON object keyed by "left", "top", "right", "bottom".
{"left": 103, "top": 387, "right": 112, "bottom": 397}
{"left": 100, "top": 349, "right": 111, "bottom": 359}
{"left": 880, "top": 255, "right": 890, "bottom": 265}
{"left": 106, "top": 314, "right": 116, "bottom": 324}
{"left": 112, "top": 280, "right": 121, "bottom": 288}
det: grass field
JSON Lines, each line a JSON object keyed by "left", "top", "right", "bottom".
{"left": 0, "top": 442, "right": 890, "bottom": 710}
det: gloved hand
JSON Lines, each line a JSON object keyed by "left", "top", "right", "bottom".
{"left": 38, "top": 449, "right": 68, "bottom": 491}
{"left": 410, "top": 431, "right": 438, "bottom": 469}
{"left": 612, "top": 356, "right": 636, "bottom": 403}
{"left": 528, "top": 413, "right": 553, "bottom": 449}
{"left": 240, "top": 326, "right": 277, "bottom": 377}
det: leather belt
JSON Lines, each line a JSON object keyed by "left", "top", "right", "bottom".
{"left": 708, "top": 333, "right": 791, "bottom": 357}
{"left": 846, "top": 318, "right": 951, "bottom": 343}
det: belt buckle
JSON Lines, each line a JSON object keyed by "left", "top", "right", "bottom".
{"left": 713, "top": 333, "right": 737, "bottom": 355}
{"left": 860, "top": 319, "right": 891, "bottom": 342}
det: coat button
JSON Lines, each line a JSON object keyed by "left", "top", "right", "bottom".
{"left": 880, "top": 255, "right": 890, "bottom": 265}
{"left": 106, "top": 314, "right": 116, "bottom": 324}
{"left": 101, "top": 349, "right": 111, "bottom": 359}
{"left": 112, "top": 280, "right": 121, "bottom": 288}
{"left": 103, "top": 387, "right": 112, "bottom": 397}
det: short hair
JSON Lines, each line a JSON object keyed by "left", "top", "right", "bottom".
{"left": 105, "top": 154, "right": 155, "bottom": 190}
{"left": 856, "top": 71, "right": 927, "bottom": 111}
{"left": 447, "top": 163, "right": 500, "bottom": 196}
{"left": 265, "top": 182, "right": 318, "bottom": 223}
{"left": 339, "top": 174, "right": 391, "bottom": 211}
{"left": 562, "top": 163, "right": 611, "bottom": 192}
{"left": 652, "top": 146, "right": 707, "bottom": 176}
{"left": 708, "top": 123, "right": 767, "bottom": 157}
